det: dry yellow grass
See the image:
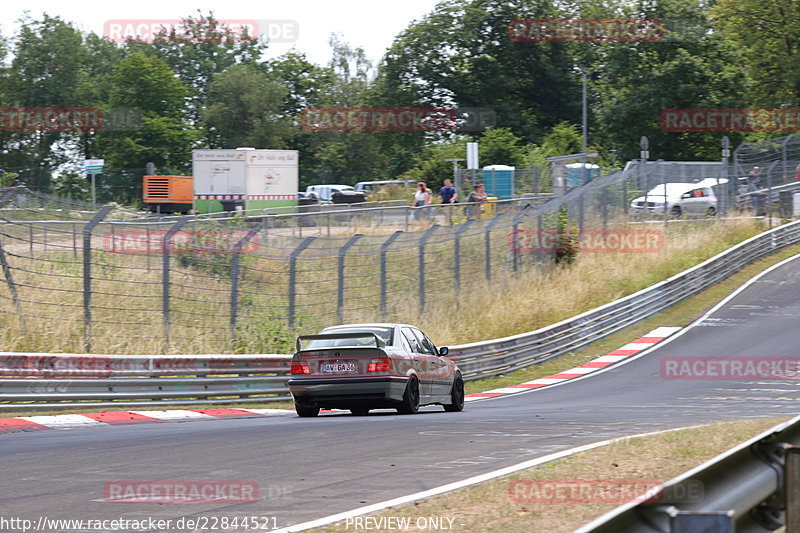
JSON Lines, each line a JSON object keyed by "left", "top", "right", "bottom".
{"left": 378, "top": 217, "right": 766, "bottom": 345}
{"left": 0, "top": 216, "right": 767, "bottom": 354}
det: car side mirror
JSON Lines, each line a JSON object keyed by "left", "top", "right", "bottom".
{"left": 438, "top": 347, "right": 449, "bottom": 356}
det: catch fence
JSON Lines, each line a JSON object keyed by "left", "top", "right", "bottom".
{"left": 0, "top": 141, "right": 795, "bottom": 355}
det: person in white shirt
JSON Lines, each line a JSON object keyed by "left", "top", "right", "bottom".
{"left": 413, "top": 181, "right": 432, "bottom": 220}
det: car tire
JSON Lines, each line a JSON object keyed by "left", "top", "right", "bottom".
{"left": 706, "top": 206, "right": 716, "bottom": 216}
{"left": 397, "top": 377, "right": 420, "bottom": 415}
{"left": 443, "top": 373, "right": 465, "bottom": 412}
{"left": 350, "top": 407, "right": 370, "bottom": 416}
{"left": 670, "top": 205, "right": 682, "bottom": 218}
{"left": 295, "top": 402, "right": 320, "bottom": 418}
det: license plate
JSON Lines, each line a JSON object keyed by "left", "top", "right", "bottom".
{"left": 321, "top": 361, "right": 357, "bottom": 373}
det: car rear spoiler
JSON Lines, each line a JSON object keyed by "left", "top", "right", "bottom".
{"left": 295, "top": 332, "right": 386, "bottom": 352}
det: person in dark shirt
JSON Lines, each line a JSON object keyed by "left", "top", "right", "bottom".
{"left": 438, "top": 179, "right": 458, "bottom": 223}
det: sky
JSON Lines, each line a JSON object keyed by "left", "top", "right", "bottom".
{"left": 0, "top": 0, "right": 444, "bottom": 66}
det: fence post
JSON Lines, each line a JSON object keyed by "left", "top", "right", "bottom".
{"left": 288, "top": 236, "right": 316, "bottom": 329}
{"left": 782, "top": 134, "right": 794, "bottom": 178}
{"left": 453, "top": 221, "right": 474, "bottom": 296}
{"left": 380, "top": 231, "right": 403, "bottom": 320}
{"left": 230, "top": 229, "right": 260, "bottom": 339}
{"left": 510, "top": 208, "right": 530, "bottom": 274}
{"left": 418, "top": 225, "right": 439, "bottom": 315}
{"left": 337, "top": 234, "right": 363, "bottom": 323}
{"left": 0, "top": 240, "right": 24, "bottom": 325}
{"left": 161, "top": 216, "right": 190, "bottom": 349}
{"left": 484, "top": 216, "right": 502, "bottom": 283}
{"left": 83, "top": 206, "right": 114, "bottom": 352}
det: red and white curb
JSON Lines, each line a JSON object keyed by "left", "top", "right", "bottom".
{"left": 464, "top": 326, "right": 681, "bottom": 401}
{"left": 0, "top": 327, "right": 680, "bottom": 434}
{"left": 0, "top": 408, "right": 295, "bottom": 433}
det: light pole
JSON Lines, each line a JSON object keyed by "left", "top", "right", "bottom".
{"left": 581, "top": 69, "right": 588, "bottom": 186}
{"left": 445, "top": 158, "right": 465, "bottom": 192}
{"left": 721, "top": 136, "right": 730, "bottom": 214}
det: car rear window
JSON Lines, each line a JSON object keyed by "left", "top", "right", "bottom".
{"left": 306, "top": 327, "right": 394, "bottom": 349}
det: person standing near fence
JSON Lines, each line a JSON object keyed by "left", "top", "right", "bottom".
{"left": 438, "top": 178, "right": 458, "bottom": 224}
{"left": 466, "top": 183, "right": 487, "bottom": 220}
{"left": 413, "top": 181, "right": 432, "bottom": 220}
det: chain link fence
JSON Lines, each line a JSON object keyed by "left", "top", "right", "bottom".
{"left": 0, "top": 137, "right": 795, "bottom": 355}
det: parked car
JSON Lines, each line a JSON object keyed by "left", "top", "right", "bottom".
{"left": 305, "top": 184, "right": 355, "bottom": 202}
{"left": 288, "top": 323, "right": 464, "bottom": 417}
{"left": 631, "top": 179, "right": 728, "bottom": 217}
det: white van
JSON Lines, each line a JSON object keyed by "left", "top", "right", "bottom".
{"left": 305, "top": 184, "right": 355, "bottom": 202}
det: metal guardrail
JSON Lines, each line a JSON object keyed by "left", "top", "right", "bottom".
{"left": 0, "top": 353, "right": 292, "bottom": 409}
{"left": 2, "top": 219, "right": 800, "bottom": 410}
{"left": 575, "top": 414, "right": 800, "bottom": 533}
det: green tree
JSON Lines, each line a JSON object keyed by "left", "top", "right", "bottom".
{"left": 5, "top": 15, "right": 87, "bottom": 190}
{"left": 94, "top": 52, "right": 199, "bottom": 202}
{"left": 378, "top": 0, "right": 580, "bottom": 143}
{"left": 711, "top": 0, "right": 800, "bottom": 107}
{"left": 142, "top": 12, "right": 268, "bottom": 136}
{"left": 203, "top": 64, "right": 291, "bottom": 149}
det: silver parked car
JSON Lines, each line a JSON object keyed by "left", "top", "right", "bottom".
{"left": 631, "top": 179, "right": 728, "bottom": 217}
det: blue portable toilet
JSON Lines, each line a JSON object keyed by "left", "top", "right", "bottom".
{"left": 565, "top": 162, "right": 599, "bottom": 187}
{"left": 482, "top": 165, "right": 514, "bottom": 199}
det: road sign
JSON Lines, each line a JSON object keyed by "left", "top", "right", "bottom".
{"left": 84, "top": 159, "right": 104, "bottom": 174}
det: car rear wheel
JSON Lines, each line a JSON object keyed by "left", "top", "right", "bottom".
{"left": 706, "top": 206, "right": 716, "bottom": 216}
{"left": 397, "top": 377, "right": 420, "bottom": 414}
{"left": 443, "top": 374, "right": 465, "bottom": 412}
{"left": 295, "top": 402, "right": 320, "bottom": 418}
{"left": 350, "top": 407, "right": 370, "bottom": 416}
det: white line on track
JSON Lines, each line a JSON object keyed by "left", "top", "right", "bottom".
{"left": 271, "top": 425, "right": 704, "bottom": 533}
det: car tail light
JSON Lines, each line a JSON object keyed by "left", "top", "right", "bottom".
{"left": 291, "top": 362, "right": 310, "bottom": 374}
{"left": 368, "top": 357, "right": 392, "bottom": 372}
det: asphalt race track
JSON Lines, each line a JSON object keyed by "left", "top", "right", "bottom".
{"left": 3, "top": 254, "right": 800, "bottom": 531}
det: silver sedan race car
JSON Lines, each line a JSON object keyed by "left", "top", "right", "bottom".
{"left": 287, "top": 323, "right": 464, "bottom": 417}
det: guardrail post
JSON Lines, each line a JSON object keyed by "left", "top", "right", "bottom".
{"left": 83, "top": 206, "right": 114, "bottom": 352}
{"left": 288, "top": 236, "right": 316, "bottom": 328}
{"left": 162, "top": 216, "right": 190, "bottom": 348}
{"left": 0, "top": 240, "right": 24, "bottom": 326}
{"left": 380, "top": 231, "right": 403, "bottom": 320}
{"left": 418, "top": 225, "right": 439, "bottom": 315}
{"left": 337, "top": 234, "right": 363, "bottom": 323}
{"left": 786, "top": 446, "right": 800, "bottom": 533}
{"left": 230, "top": 229, "right": 260, "bottom": 339}
{"left": 454, "top": 221, "right": 473, "bottom": 296}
